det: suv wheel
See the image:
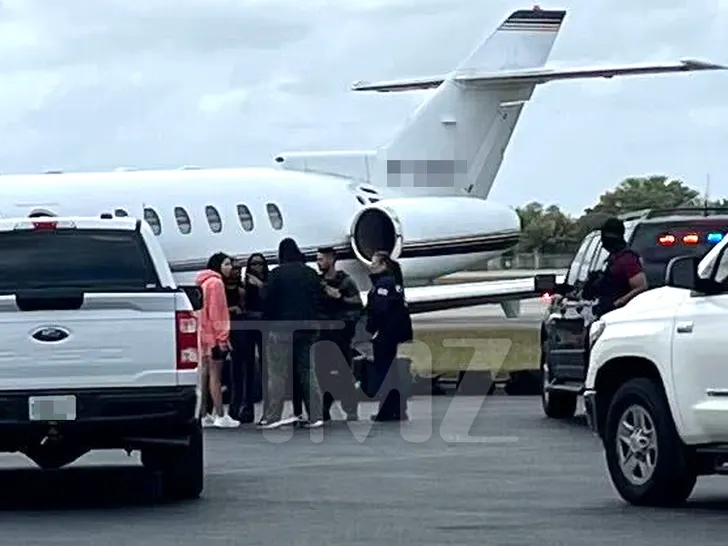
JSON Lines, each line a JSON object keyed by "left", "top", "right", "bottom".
{"left": 604, "top": 378, "right": 696, "bottom": 506}
{"left": 141, "top": 421, "right": 204, "bottom": 500}
{"left": 540, "top": 342, "right": 577, "bottom": 419}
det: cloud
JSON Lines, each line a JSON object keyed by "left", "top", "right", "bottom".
{"left": 0, "top": 0, "right": 726, "bottom": 214}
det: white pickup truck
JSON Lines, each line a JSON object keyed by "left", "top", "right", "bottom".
{"left": 585, "top": 237, "right": 728, "bottom": 506}
{"left": 0, "top": 216, "right": 202, "bottom": 499}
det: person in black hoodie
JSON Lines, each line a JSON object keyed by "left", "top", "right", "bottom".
{"left": 258, "top": 238, "right": 324, "bottom": 430}
{"left": 366, "top": 251, "right": 413, "bottom": 422}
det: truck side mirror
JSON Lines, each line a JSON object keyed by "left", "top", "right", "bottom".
{"left": 534, "top": 274, "right": 556, "bottom": 294}
{"left": 665, "top": 255, "right": 700, "bottom": 290}
{"left": 535, "top": 274, "right": 570, "bottom": 296}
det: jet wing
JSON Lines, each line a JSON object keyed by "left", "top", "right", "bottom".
{"left": 352, "top": 59, "right": 727, "bottom": 93}
{"left": 359, "top": 275, "right": 564, "bottom": 315}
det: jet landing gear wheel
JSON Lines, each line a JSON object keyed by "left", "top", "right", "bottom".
{"left": 540, "top": 342, "right": 576, "bottom": 419}
{"left": 604, "top": 378, "right": 696, "bottom": 506}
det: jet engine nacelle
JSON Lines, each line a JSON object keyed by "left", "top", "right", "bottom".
{"left": 348, "top": 196, "right": 520, "bottom": 266}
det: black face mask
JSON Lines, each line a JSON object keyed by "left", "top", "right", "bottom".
{"left": 601, "top": 233, "right": 624, "bottom": 252}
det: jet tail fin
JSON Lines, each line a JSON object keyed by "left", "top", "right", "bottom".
{"left": 367, "top": 7, "right": 564, "bottom": 199}
{"left": 276, "top": 6, "right": 726, "bottom": 200}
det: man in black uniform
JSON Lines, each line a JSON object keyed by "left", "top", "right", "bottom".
{"left": 258, "top": 238, "right": 324, "bottom": 430}
{"left": 366, "top": 251, "right": 413, "bottom": 422}
{"left": 315, "top": 247, "right": 363, "bottom": 422}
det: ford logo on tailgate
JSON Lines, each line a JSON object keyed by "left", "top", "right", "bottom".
{"left": 31, "top": 327, "right": 70, "bottom": 343}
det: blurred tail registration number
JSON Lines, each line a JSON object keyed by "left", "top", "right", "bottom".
{"left": 28, "top": 395, "right": 77, "bottom": 421}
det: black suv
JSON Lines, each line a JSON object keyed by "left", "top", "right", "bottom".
{"left": 538, "top": 207, "right": 728, "bottom": 419}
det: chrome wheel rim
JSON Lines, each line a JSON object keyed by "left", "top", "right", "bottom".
{"left": 616, "top": 404, "right": 658, "bottom": 486}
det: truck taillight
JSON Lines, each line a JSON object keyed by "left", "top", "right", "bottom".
{"left": 14, "top": 219, "right": 76, "bottom": 231}
{"left": 176, "top": 310, "right": 198, "bottom": 370}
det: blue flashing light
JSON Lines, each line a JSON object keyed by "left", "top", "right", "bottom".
{"left": 707, "top": 232, "right": 724, "bottom": 244}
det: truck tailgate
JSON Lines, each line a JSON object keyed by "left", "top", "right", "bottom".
{"left": 0, "top": 292, "right": 178, "bottom": 390}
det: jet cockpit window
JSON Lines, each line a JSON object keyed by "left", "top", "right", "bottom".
{"left": 236, "top": 204, "right": 254, "bottom": 232}
{"left": 205, "top": 205, "right": 222, "bottom": 233}
{"left": 114, "top": 208, "right": 129, "bottom": 217}
{"left": 175, "top": 207, "right": 192, "bottom": 234}
{"left": 143, "top": 207, "right": 162, "bottom": 236}
{"left": 266, "top": 203, "right": 283, "bottom": 230}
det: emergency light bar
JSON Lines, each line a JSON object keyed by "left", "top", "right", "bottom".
{"left": 657, "top": 231, "right": 727, "bottom": 246}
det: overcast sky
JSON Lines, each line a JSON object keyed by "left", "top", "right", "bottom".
{"left": 0, "top": 0, "right": 726, "bottom": 215}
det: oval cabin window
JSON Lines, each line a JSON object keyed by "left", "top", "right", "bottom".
{"left": 266, "top": 203, "right": 283, "bottom": 230}
{"left": 114, "top": 208, "right": 129, "bottom": 217}
{"left": 143, "top": 207, "right": 162, "bottom": 235}
{"left": 205, "top": 205, "right": 222, "bottom": 233}
{"left": 236, "top": 204, "right": 254, "bottom": 232}
{"left": 175, "top": 206, "right": 192, "bottom": 234}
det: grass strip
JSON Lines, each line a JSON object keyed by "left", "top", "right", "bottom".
{"left": 400, "top": 327, "right": 540, "bottom": 377}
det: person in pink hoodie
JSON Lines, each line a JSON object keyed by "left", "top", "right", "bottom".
{"left": 196, "top": 253, "right": 240, "bottom": 428}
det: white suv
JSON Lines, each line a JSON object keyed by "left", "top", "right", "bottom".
{"left": 585, "top": 233, "right": 728, "bottom": 506}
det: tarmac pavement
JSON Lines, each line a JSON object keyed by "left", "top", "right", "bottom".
{"left": 2, "top": 397, "right": 728, "bottom": 545}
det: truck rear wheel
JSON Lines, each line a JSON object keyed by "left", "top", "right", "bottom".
{"left": 604, "top": 378, "right": 696, "bottom": 506}
{"left": 142, "top": 422, "right": 203, "bottom": 500}
{"left": 541, "top": 344, "right": 577, "bottom": 419}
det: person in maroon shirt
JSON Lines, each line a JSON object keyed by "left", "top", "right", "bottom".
{"left": 600, "top": 217, "right": 648, "bottom": 310}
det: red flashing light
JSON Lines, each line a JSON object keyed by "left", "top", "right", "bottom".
{"left": 682, "top": 233, "right": 699, "bottom": 245}
{"left": 658, "top": 234, "right": 676, "bottom": 246}
{"left": 175, "top": 310, "right": 199, "bottom": 370}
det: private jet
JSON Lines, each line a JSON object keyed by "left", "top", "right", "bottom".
{"left": 1, "top": 6, "right": 724, "bottom": 315}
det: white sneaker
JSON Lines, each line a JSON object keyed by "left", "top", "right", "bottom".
{"left": 257, "top": 415, "right": 298, "bottom": 430}
{"left": 257, "top": 418, "right": 286, "bottom": 430}
{"left": 214, "top": 414, "right": 240, "bottom": 428}
{"left": 305, "top": 419, "right": 324, "bottom": 429}
{"left": 201, "top": 414, "right": 215, "bottom": 427}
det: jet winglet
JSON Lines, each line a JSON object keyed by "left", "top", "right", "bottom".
{"left": 352, "top": 59, "right": 727, "bottom": 93}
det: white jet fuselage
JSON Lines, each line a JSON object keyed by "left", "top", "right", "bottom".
{"left": 0, "top": 167, "right": 521, "bottom": 289}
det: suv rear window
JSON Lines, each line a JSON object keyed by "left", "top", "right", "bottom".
{"left": 0, "top": 228, "right": 160, "bottom": 293}
{"left": 630, "top": 219, "right": 728, "bottom": 287}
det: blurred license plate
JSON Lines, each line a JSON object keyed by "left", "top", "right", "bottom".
{"left": 28, "top": 395, "right": 77, "bottom": 421}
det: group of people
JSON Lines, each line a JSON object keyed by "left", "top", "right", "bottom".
{"left": 193, "top": 237, "right": 413, "bottom": 430}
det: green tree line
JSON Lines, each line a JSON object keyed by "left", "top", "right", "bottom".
{"left": 514, "top": 175, "right": 728, "bottom": 255}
